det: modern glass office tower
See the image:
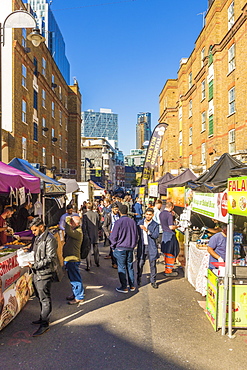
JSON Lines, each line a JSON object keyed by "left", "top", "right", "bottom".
{"left": 82, "top": 109, "right": 118, "bottom": 147}
{"left": 27, "top": 0, "right": 70, "bottom": 84}
{"left": 136, "top": 112, "right": 151, "bottom": 149}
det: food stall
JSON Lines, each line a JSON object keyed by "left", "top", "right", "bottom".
{"left": 0, "top": 161, "right": 40, "bottom": 331}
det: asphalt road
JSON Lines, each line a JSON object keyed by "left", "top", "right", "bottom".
{"left": 1, "top": 244, "right": 247, "bottom": 370}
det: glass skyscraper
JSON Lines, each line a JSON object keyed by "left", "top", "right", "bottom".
{"left": 27, "top": 0, "right": 70, "bottom": 84}
{"left": 82, "top": 109, "right": 118, "bottom": 147}
{"left": 136, "top": 112, "right": 151, "bottom": 149}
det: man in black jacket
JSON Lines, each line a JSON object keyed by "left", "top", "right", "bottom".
{"left": 29, "top": 217, "right": 59, "bottom": 337}
{"left": 102, "top": 203, "right": 119, "bottom": 268}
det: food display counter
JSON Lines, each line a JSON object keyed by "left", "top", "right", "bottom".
{"left": 0, "top": 247, "right": 33, "bottom": 331}
{"left": 206, "top": 269, "right": 247, "bottom": 331}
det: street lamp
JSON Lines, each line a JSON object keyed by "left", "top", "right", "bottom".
{"left": 0, "top": 10, "right": 45, "bottom": 161}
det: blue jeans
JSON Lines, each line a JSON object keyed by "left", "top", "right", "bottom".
{"left": 64, "top": 261, "right": 84, "bottom": 300}
{"left": 113, "top": 249, "right": 134, "bottom": 289}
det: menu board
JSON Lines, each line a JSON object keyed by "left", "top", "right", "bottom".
{"left": 228, "top": 177, "right": 247, "bottom": 216}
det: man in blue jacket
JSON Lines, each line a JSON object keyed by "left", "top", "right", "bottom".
{"left": 137, "top": 208, "right": 160, "bottom": 289}
{"left": 110, "top": 204, "right": 138, "bottom": 293}
{"left": 133, "top": 198, "right": 143, "bottom": 223}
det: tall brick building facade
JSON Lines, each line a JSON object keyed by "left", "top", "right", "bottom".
{"left": 1, "top": 0, "right": 81, "bottom": 180}
{"left": 158, "top": 0, "right": 247, "bottom": 178}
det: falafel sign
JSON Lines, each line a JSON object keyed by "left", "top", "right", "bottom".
{"left": 228, "top": 177, "right": 247, "bottom": 216}
{"left": 141, "top": 123, "right": 168, "bottom": 185}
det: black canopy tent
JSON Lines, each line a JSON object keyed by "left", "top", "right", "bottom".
{"left": 158, "top": 169, "right": 197, "bottom": 195}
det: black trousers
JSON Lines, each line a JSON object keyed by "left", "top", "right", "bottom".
{"left": 86, "top": 243, "right": 100, "bottom": 268}
{"left": 137, "top": 251, "right": 157, "bottom": 284}
{"left": 33, "top": 274, "right": 52, "bottom": 326}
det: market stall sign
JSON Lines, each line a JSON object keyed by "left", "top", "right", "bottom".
{"left": 44, "top": 183, "right": 66, "bottom": 194}
{"left": 228, "top": 176, "right": 247, "bottom": 215}
{"left": 167, "top": 187, "right": 185, "bottom": 207}
{"left": 138, "top": 187, "right": 145, "bottom": 200}
{"left": 192, "top": 192, "right": 228, "bottom": 222}
{"left": 148, "top": 182, "right": 158, "bottom": 198}
{"left": 0, "top": 252, "right": 21, "bottom": 292}
{"left": 206, "top": 269, "right": 218, "bottom": 331}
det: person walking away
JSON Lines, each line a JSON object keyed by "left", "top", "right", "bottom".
{"left": 110, "top": 204, "right": 138, "bottom": 293}
{"left": 29, "top": 217, "right": 60, "bottom": 337}
{"left": 153, "top": 199, "right": 163, "bottom": 247}
{"left": 159, "top": 202, "right": 180, "bottom": 277}
{"left": 0, "top": 207, "right": 14, "bottom": 245}
{"left": 63, "top": 215, "right": 84, "bottom": 304}
{"left": 133, "top": 198, "right": 143, "bottom": 223}
{"left": 137, "top": 208, "right": 159, "bottom": 288}
{"left": 83, "top": 202, "right": 100, "bottom": 270}
{"left": 102, "top": 203, "right": 119, "bottom": 268}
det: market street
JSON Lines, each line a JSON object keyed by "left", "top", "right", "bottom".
{"left": 1, "top": 243, "right": 247, "bottom": 370}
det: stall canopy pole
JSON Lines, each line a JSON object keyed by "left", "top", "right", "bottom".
{"left": 221, "top": 217, "right": 230, "bottom": 335}
{"left": 184, "top": 227, "right": 189, "bottom": 279}
{"left": 42, "top": 195, "right": 45, "bottom": 224}
{"left": 228, "top": 214, "right": 234, "bottom": 338}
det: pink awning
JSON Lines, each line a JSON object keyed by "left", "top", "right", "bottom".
{"left": 0, "top": 161, "right": 40, "bottom": 194}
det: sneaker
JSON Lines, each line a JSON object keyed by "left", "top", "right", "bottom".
{"left": 151, "top": 282, "right": 159, "bottom": 289}
{"left": 129, "top": 286, "right": 135, "bottom": 292}
{"left": 68, "top": 299, "right": 85, "bottom": 305}
{"left": 66, "top": 294, "right": 75, "bottom": 301}
{"left": 112, "top": 264, "right": 118, "bottom": 269}
{"left": 164, "top": 271, "right": 179, "bottom": 277}
{"left": 104, "top": 256, "right": 111, "bottom": 259}
{"left": 116, "top": 287, "right": 128, "bottom": 294}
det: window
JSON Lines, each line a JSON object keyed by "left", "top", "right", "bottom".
{"left": 33, "top": 89, "right": 38, "bottom": 110}
{"left": 22, "top": 28, "right": 26, "bottom": 48}
{"left": 52, "top": 101, "right": 55, "bottom": 118}
{"left": 59, "top": 110, "right": 62, "bottom": 125}
{"left": 209, "top": 115, "right": 214, "bottom": 137}
{"left": 42, "top": 147, "right": 46, "bottom": 165}
{"left": 179, "top": 106, "right": 182, "bottom": 120}
{"left": 52, "top": 74, "right": 55, "bottom": 90}
{"left": 65, "top": 118, "right": 68, "bottom": 131}
{"left": 228, "top": 1, "right": 234, "bottom": 30}
{"left": 33, "top": 57, "right": 38, "bottom": 76}
{"left": 42, "top": 117, "right": 46, "bottom": 136}
{"left": 229, "top": 87, "right": 235, "bottom": 115}
{"left": 52, "top": 155, "right": 55, "bottom": 167}
{"left": 59, "top": 134, "right": 62, "bottom": 149}
{"left": 228, "top": 44, "right": 235, "bottom": 73}
{"left": 22, "top": 100, "right": 27, "bottom": 123}
{"left": 42, "top": 89, "right": 46, "bottom": 108}
{"left": 179, "top": 131, "right": 183, "bottom": 145}
{"left": 52, "top": 128, "right": 55, "bottom": 141}
{"left": 201, "top": 111, "right": 206, "bottom": 132}
{"left": 189, "top": 127, "right": 193, "bottom": 145}
{"left": 201, "top": 47, "right": 205, "bottom": 68}
{"left": 65, "top": 139, "right": 68, "bottom": 153}
{"left": 22, "top": 64, "right": 27, "bottom": 87}
{"left": 189, "top": 100, "right": 192, "bottom": 118}
{"left": 42, "top": 57, "right": 46, "bottom": 76}
{"left": 201, "top": 80, "right": 206, "bottom": 100}
{"left": 22, "top": 137, "right": 27, "bottom": 160}
{"left": 208, "top": 80, "right": 213, "bottom": 101}
{"left": 33, "top": 122, "right": 38, "bottom": 141}
{"left": 189, "top": 154, "right": 192, "bottom": 166}
{"left": 188, "top": 72, "right": 192, "bottom": 89}
{"left": 201, "top": 143, "right": 206, "bottom": 164}
{"left": 64, "top": 96, "right": 68, "bottom": 109}
{"left": 229, "top": 129, "right": 236, "bottom": 154}
{"left": 208, "top": 46, "right": 213, "bottom": 66}
{"left": 59, "top": 86, "right": 62, "bottom": 100}
{"left": 59, "top": 159, "right": 62, "bottom": 172}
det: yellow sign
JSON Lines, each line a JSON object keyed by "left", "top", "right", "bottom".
{"left": 139, "top": 187, "right": 145, "bottom": 199}
{"left": 167, "top": 187, "right": 185, "bottom": 207}
{"left": 228, "top": 176, "right": 247, "bottom": 215}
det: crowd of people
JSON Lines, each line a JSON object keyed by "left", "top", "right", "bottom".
{"left": 0, "top": 195, "right": 181, "bottom": 337}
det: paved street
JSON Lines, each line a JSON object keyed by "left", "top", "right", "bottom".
{"left": 1, "top": 244, "right": 247, "bottom": 370}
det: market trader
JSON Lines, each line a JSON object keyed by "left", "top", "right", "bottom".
{"left": 207, "top": 223, "right": 227, "bottom": 269}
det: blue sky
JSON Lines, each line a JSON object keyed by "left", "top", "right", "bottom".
{"left": 51, "top": 0, "right": 208, "bottom": 154}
